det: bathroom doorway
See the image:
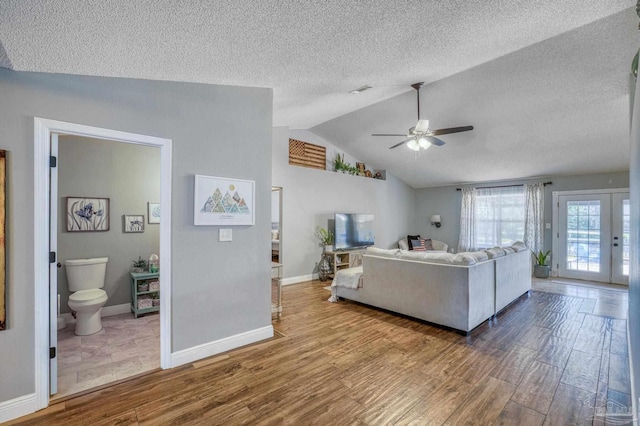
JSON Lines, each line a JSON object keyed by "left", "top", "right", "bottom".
{"left": 34, "top": 118, "right": 173, "bottom": 410}
{"left": 53, "top": 135, "right": 162, "bottom": 399}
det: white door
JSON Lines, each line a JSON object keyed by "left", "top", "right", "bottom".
{"left": 611, "top": 193, "right": 630, "bottom": 285}
{"left": 49, "top": 134, "right": 58, "bottom": 395}
{"left": 557, "top": 192, "right": 629, "bottom": 284}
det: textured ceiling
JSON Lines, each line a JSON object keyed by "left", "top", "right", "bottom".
{"left": 0, "top": 1, "right": 637, "bottom": 187}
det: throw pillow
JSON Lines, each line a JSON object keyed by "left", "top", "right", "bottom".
{"left": 407, "top": 234, "right": 421, "bottom": 251}
{"left": 423, "top": 238, "right": 434, "bottom": 250}
{"left": 412, "top": 238, "right": 427, "bottom": 251}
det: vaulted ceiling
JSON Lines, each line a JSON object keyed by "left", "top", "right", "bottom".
{"left": 0, "top": 1, "right": 636, "bottom": 187}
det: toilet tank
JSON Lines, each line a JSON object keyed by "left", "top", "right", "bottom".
{"left": 65, "top": 257, "right": 108, "bottom": 292}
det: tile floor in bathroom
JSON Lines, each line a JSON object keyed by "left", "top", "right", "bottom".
{"left": 54, "top": 312, "right": 160, "bottom": 400}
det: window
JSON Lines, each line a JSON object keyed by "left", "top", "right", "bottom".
{"left": 475, "top": 186, "right": 525, "bottom": 248}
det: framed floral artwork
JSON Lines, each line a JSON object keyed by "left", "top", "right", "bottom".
{"left": 148, "top": 202, "right": 160, "bottom": 224}
{"left": 66, "top": 197, "right": 110, "bottom": 232}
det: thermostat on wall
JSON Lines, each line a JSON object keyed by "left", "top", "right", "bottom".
{"left": 219, "top": 228, "right": 232, "bottom": 242}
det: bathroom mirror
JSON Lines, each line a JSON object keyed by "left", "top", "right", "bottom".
{"left": 271, "top": 187, "right": 282, "bottom": 264}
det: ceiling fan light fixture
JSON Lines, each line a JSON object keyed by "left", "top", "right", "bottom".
{"left": 418, "top": 137, "right": 430, "bottom": 149}
{"left": 407, "top": 139, "right": 420, "bottom": 151}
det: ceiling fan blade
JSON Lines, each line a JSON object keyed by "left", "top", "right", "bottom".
{"left": 389, "top": 138, "right": 413, "bottom": 149}
{"left": 430, "top": 125, "right": 473, "bottom": 136}
{"left": 372, "top": 133, "right": 406, "bottom": 137}
{"left": 426, "top": 136, "right": 446, "bottom": 147}
{"left": 415, "top": 119, "right": 430, "bottom": 133}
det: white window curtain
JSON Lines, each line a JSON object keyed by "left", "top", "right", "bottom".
{"left": 524, "top": 182, "right": 545, "bottom": 253}
{"left": 474, "top": 186, "right": 525, "bottom": 248}
{"left": 458, "top": 188, "right": 477, "bottom": 252}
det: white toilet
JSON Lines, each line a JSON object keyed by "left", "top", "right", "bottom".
{"left": 65, "top": 257, "right": 109, "bottom": 336}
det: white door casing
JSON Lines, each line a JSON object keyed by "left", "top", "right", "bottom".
{"left": 49, "top": 134, "right": 58, "bottom": 395}
{"left": 611, "top": 193, "right": 630, "bottom": 285}
{"left": 552, "top": 188, "right": 630, "bottom": 285}
{"left": 34, "top": 118, "right": 173, "bottom": 409}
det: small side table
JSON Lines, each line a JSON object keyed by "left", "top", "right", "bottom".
{"left": 271, "top": 262, "right": 283, "bottom": 319}
{"left": 130, "top": 271, "right": 160, "bottom": 318}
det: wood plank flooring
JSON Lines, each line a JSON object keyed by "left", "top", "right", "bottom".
{"left": 9, "top": 279, "right": 631, "bottom": 425}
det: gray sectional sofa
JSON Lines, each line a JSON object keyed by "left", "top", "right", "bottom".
{"left": 333, "top": 243, "right": 531, "bottom": 334}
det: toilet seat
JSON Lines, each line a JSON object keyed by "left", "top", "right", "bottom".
{"left": 69, "top": 289, "right": 107, "bottom": 305}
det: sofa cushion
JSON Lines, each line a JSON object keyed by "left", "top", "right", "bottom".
{"left": 457, "top": 250, "right": 489, "bottom": 263}
{"left": 510, "top": 241, "right": 528, "bottom": 252}
{"left": 398, "top": 239, "right": 409, "bottom": 251}
{"left": 366, "top": 247, "right": 400, "bottom": 258}
{"left": 407, "top": 234, "right": 421, "bottom": 250}
{"left": 452, "top": 253, "right": 476, "bottom": 265}
{"left": 503, "top": 246, "right": 515, "bottom": 255}
{"left": 485, "top": 247, "right": 506, "bottom": 259}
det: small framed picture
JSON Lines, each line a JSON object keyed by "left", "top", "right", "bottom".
{"left": 123, "top": 215, "right": 145, "bottom": 233}
{"left": 148, "top": 202, "right": 160, "bottom": 224}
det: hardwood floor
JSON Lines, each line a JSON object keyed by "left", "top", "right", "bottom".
{"left": 10, "top": 279, "right": 631, "bottom": 425}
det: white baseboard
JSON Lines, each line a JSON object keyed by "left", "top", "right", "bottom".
{"left": 282, "top": 274, "right": 318, "bottom": 286}
{"left": 61, "top": 303, "right": 131, "bottom": 324}
{"left": 0, "top": 393, "right": 37, "bottom": 423}
{"left": 628, "top": 320, "right": 638, "bottom": 425}
{"left": 171, "top": 325, "right": 274, "bottom": 368}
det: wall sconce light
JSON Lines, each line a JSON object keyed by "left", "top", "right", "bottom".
{"left": 430, "top": 215, "right": 442, "bottom": 228}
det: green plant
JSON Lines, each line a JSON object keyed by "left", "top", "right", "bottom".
{"left": 315, "top": 226, "right": 334, "bottom": 246}
{"left": 333, "top": 153, "right": 347, "bottom": 172}
{"left": 531, "top": 250, "right": 551, "bottom": 266}
{"left": 132, "top": 256, "right": 147, "bottom": 269}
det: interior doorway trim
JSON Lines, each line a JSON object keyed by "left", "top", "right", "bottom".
{"left": 34, "top": 118, "right": 173, "bottom": 410}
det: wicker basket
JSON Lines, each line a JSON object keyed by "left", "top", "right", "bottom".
{"left": 148, "top": 280, "right": 160, "bottom": 291}
{"left": 138, "top": 295, "right": 152, "bottom": 309}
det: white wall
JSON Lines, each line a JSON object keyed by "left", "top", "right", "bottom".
{"left": 415, "top": 171, "right": 630, "bottom": 252}
{"left": 272, "top": 127, "right": 416, "bottom": 281}
{"left": 57, "top": 136, "right": 160, "bottom": 313}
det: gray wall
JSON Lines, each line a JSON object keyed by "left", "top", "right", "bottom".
{"left": 0, "top": 69, "right": 272, "bottom": 403}
{"left": 272, "top": 128, "right": 416, "bottom": 279}
{"left": 57, "top": 136, "right": 160, "bottom": 314}
{"left": 416, "top": 171, "right": 630, "bottom": 252}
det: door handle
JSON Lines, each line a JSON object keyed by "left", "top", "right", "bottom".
{"left": 613, "top": 243, "right": 619, "bottom": 247}
{"left": 613, "top": 236, "right": 619, "bottom": 240}
{"left": 56, "top": 262, "right": 62, "bottom": 268}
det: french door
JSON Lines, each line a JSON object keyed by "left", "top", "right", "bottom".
{"left": 556, "top": 190, "right": 629, "bottom": 284}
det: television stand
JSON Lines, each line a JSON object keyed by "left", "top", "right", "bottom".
{"left": 325, "top": 249, "right": 365, "bottom": 277}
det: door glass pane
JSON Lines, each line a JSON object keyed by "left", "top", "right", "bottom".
{"left": 623, "top": 199, "right": 630, "bottom": 276}
{"left": 566, "top": 200, "right": 601, "bottom": 272}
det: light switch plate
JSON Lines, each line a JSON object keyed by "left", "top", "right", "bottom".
{"left": 219, "top": 228, "right": 232, "bottom": 242}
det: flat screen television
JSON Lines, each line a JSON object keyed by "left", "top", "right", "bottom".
{"left": 334, "top": 213, "right": 375, "bottom": 250}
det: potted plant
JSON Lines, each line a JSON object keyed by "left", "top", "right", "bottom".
{"left": 315, "top": 226, "right": 334, "bottom": 252}
{"left": 131, "top": 256, "right": 147, "bottom": 273}
{"left": 333, "top": 153, "right": 348, "bottom": 173}
{"left": 531, "top": 250, "right": 551, "bottom": 278}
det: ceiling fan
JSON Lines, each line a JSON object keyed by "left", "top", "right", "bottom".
{"left": 372, "top": 82, "right": 473, "bottom": 151}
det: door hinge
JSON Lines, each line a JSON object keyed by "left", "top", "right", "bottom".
{"left": 49, "top": 252, "right": 56, "bottom": 263}
{"left": 557, "top": 232, "right": 559, "bottom": 238}
{"left": 50, "top": 156, "right": 57, "bottom": 167}
{"left": 50, "top": 347, "right": 56, "bottom": 359}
